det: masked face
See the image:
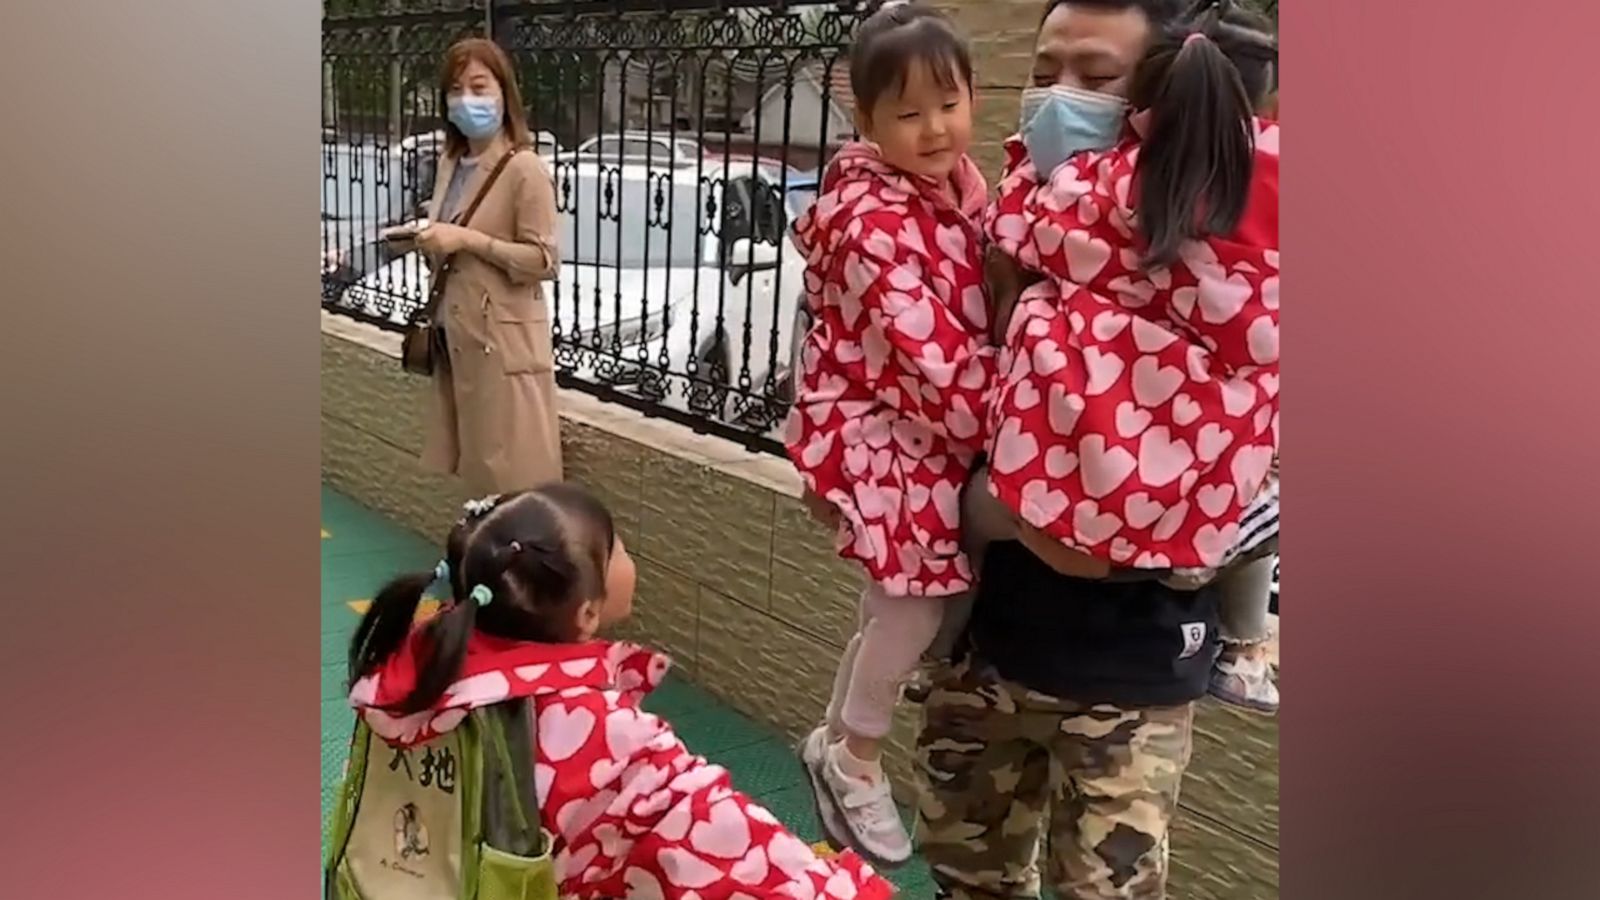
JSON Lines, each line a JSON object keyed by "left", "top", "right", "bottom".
{"left": 1017, "top": 84, "right": 1129, "bottom": 179}
{"left": 445, "top": 58, "right": 505, "bottom": 144}
{"left": 447, "top": 95, "right": 502, "bottom": 140}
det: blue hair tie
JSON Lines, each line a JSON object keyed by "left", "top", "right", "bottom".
{"left": 469, "top": 584, "right": 493, "bottom": 607}
{"left": 433, "top": 560, "right": 450, "bottom": 585}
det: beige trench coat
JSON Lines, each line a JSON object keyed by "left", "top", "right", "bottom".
{"left": 418, "top": 140, "right": 563, "bottom": 495}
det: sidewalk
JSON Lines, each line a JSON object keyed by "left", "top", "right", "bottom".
{"left": 320, "top": 486, "right": 935, "bottom": 895}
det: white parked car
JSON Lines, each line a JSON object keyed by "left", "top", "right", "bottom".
{"left": 398, "top": 128, "right": 564, "bottom": 162}
{"left": 333, "top": 157, "right": 818, "bottom": 421}
{"left": 635, "top": 159, "right": 817, "bottom": 427}
{"left": 322, "top": 130, "right": 566, "bottom": 291}
{"left": 574, "top": 131, "right": 701, "bottom": 170}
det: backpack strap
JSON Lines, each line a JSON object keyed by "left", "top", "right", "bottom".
{"left": 486, "top": 709, "right": 542, "bottom": 852}
{"left": 475, "top": 700, "right": 547, "bottom": 858}
{"left": 322, "top": 719, "right": 373, "bottom": 900}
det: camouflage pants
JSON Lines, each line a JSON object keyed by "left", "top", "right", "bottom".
{"left": 916, "top": 658, "right": 1195, "bottom": 899}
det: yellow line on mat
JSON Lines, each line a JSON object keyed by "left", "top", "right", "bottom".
{"left": 347, "top": 599, "right": 441, "bottom": 619}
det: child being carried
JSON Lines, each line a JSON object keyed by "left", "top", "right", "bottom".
{"left": 979, "top": 2, "right": 1281, "bottom": 711}
{"left": 784, "top": 1, "right": 997, "bottom": 867}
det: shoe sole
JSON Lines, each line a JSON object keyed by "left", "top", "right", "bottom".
{"left": 795, "top": 734, "right": 912, "bottom": 872}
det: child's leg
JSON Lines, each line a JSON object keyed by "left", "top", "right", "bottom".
{"left": 1208, "top": 555, "right": 1279, "bottom": 714}
{"left": 822, "top": 594, "right": 868, "bottom": 739}
{"left": 823, "top": 632, "right": 863, "bottom": 740}
{"left": 1217, "top": 555, "right": 1274, "bottom": 646}
{"left": 838, "top": 585, "right": 945, "bottom": 745}
{"left": 803, "top": 583, "right": 943, "bottom": 865}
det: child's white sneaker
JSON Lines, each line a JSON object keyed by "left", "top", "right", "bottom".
{"left": 797, "top": 726, "right": 912, "bottom": 867}
{"left": 1208, "top": 648, "right": 1279, "bottom": 714}
{"left": 797, "top": 727, "right": 852, "bottom": 852}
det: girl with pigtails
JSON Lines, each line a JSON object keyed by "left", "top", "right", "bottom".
{"left": 338, "top": 485, "right": 894, "bottom": 899}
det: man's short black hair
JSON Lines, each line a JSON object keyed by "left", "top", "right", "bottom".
{"left": 1041, "top": 0, "right": 1186, "bottom": 26}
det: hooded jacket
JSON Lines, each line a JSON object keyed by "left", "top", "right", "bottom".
{"left": 350, "top": 631, "right": 893, "bottom": 899}
{"left": 981, "top": 121, "right": 1280, "bottom": 570}
{"left": 784, "top": 142, "right": 997, "bottom": 597}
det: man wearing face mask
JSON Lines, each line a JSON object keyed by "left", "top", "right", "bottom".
{"left": 986, "top": 0, "right": 1274, "bottom": 342}
{"left": 914, "top": 3, "right": 1259, "bottom": 899}
{"left": 983, "top": 0, "right": 1173, "bottom": 343}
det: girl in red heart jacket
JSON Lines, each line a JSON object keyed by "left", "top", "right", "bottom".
{"left": 782, "top": 3, "right": 996, "bottom": 867}
{"left": 340, "top": 485, "right": 893, "bottom": 900}
{"left": 981, "top": 5, "right": 1282, "bottom": 711}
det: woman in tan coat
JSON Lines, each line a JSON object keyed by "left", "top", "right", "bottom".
{"left": 391, "top": 38, "right": 562, "bottom": 495}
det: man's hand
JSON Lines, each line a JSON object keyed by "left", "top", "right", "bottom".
{"left": 984, "top": 245, "right": 1033, "bottom": 345}
{"left": 802, "top": 489, "right": 841, "bottom": 530}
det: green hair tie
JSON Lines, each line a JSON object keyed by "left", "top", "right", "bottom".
{"left": 469, "top": 584, "right": 493, "bottom": 607}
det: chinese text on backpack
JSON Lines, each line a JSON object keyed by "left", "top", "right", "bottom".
{"left": 324, "top": 699, "right": 557, "bottom": 900}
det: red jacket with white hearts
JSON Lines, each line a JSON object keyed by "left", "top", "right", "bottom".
{"left": 982, "top": 122, "right": 1280, "bottom": 570}
{"left": 784, "top": 142, "right": 997, "bottom": 597}
{"left": 350, "top": 632, "right": 893, "bottom": 900}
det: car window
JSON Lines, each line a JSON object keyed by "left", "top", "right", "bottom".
{"left": 749, "top": 179, "right": 788, "bottom": 245}
{"left": 557, "top": 168, "right": 706, "bottom": 269}
{"left": 588, "top": 138, "right": 671, "bottom": 163}
{"left": 720, "top": 176, "right": 755, "bottom": 244}
{"left": 623, "top": 140, "right": 660, "bottom": 159}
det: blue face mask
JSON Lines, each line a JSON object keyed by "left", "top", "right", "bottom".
{"left": 1018, "top": 85, "right": 1129, "bottom": 179}
{"left": 447, "top": 95, "right": 502, "bottom": 141}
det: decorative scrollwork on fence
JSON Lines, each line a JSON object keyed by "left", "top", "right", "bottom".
{"left": 322, "top": 0, "right": 873, "bottom": 454}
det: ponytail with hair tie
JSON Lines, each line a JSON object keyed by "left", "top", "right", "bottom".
{"left": 505, "top": 537, "right": 578, "bottom": 605}
{"left": 462, "top": 494, "right": 503, "bottom": 521}
{"left": 348, "top": 484, "right": 619, "bottom": 715}
{"left": 1128, "top": 0, "right": 1258, "bottom": 268}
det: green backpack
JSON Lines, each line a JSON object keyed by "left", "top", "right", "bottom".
{"left": 324, "top": 699, "right": 558, "bottom": 900}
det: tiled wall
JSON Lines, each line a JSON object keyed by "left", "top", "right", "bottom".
{"left": 931, "top": 0, "right": 1041, "bottom": 179}
{"left": 322, "top": 320, "right": 1278, "bottom": 898}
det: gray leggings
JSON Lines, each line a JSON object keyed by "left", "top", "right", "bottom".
{"left": 1215, "top": 554, "right": 1274, "bottom": 644}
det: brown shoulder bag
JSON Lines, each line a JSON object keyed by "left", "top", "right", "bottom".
{"left": 401, "top": 147, "right": 521, "bottom": 376}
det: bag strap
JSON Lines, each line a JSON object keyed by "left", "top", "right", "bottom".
{"left": 453, "top": 146, "right": 520, "bottom": 230}
{"left": 478, "top": 702, "right": 546, "bottom": 857}
{"left": 323, "top": 719, "right": 373, "bottom": 894}
{"left": 413, "top": 146, "right": 523, "bottom": 325}
{"left": 487, "top": 710, "right": 538, "bottom": 839}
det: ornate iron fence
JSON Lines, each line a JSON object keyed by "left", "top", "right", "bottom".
{"left": 322, "top": 0, "right": 875, "bottom": 455}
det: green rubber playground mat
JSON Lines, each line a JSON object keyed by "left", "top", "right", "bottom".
{"left": 319, "top": 486, "right": 933, "bottom": 894}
